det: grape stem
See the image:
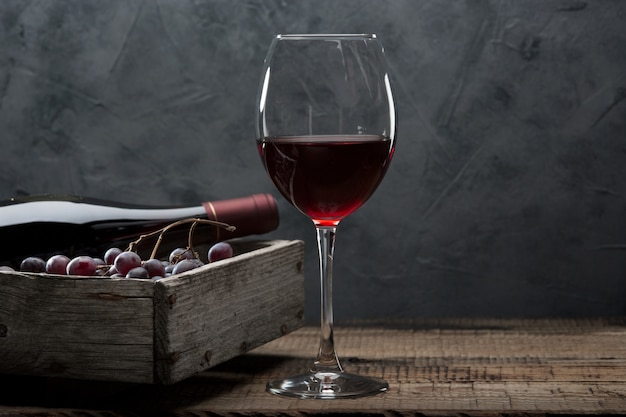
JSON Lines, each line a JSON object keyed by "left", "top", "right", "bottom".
{"left": 126, "top": 218, "right": 236, "bottom": 260}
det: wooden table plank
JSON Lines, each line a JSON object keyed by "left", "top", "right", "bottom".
{"left": 0, "top": 318, "right": 625, "bottom": 416}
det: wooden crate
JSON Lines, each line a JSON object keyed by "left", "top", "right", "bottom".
{"left": 0, "top": 239, "right": 305, "bottom": 385}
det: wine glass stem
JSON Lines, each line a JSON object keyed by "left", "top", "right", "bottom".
{"left": 313, "top": 225, "right": 343, "bottom": 373}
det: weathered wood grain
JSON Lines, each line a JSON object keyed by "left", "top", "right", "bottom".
{"left": 0, "top": 240, "right": 305, "bottom": 385}
{"left": 154, "top": 239, "right": 305, "bottom": 384}
{"left": 0, "top": 273, "right": 154, "bottom": 383}
{"left": 181, "top": 318, "right": 626, "bottom": 415}
{"left": 1, "top": 318, "right": 625, "bottom": 416}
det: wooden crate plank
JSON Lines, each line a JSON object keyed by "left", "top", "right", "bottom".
{"left": 154, "top": 240, "right": 305, "bottom": 384}
{"left": 0, "top": 272, "right": 154, "bottom": 383}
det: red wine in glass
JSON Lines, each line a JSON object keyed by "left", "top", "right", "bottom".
{"left": 256, "top": 34, "right": 396, "bottom": 399}
{"left": 257, "top": 135, "right": 394, "bottom": 226}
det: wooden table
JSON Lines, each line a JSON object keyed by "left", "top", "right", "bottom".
{"left": 1, "top": 318, "right": 625, "bottom": 416}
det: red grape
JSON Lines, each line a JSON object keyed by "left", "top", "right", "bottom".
{"left": 104, "top": 247, "right": 122, "bottom": 265}
{"left": 114, "top": 251, "right": 142, "bottom": 275}
{"left": 46, "top": 254, "right": 70, "bottom": 275}
{"left": 172, "top": 259, "right": 198, "bottom": 274}
{"left": 10, "top": 230, "right": 238, "bottom": 279}
{"left": 169, "top": 247, "right": 195, "bottom": 264}
{"left": 208, "top": 242, "right": 233, "bottom": 262}
{"left": 126, "top": 267, "right": 150, "bottom": 279}
{"left": 66, "top": 256, "right": 98, "bottom": 276}
{"left": 143, "top": 258, "right": 166, "bottom": 278}
{"left": 20, "top": 257, "right": 46, "bottom": 273}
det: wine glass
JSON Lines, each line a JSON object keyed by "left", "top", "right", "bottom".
{"left": 255, "top": 34, "right": 396, "bottom": 399}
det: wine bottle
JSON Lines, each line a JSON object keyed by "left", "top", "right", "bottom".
{"left": 0, "top": 193, "right": 279, "bottom": 269}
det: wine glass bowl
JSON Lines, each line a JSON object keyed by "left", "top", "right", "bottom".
{"left": 256, "top": 34, "right": 396, "bottom": 399}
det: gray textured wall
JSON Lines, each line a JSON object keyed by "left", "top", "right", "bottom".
{"left": 1, "top": 0, "right": 625, "bottom": 322}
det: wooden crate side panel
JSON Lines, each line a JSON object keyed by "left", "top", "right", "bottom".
{"left": 0, "top": 273, "right": 155, "bottom": 383}
{"left": 154, "top": 240, "right": 305, "bottom": 384}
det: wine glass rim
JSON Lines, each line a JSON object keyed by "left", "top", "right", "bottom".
{"left": 275, "top": 34, "right": 377, "bottom": 40}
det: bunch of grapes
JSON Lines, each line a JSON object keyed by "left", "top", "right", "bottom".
{"left": 0, "top": 218, "right": 235, "bottom": 279}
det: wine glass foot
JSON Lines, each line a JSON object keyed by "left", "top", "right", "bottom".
{"left": 267, "top": 371, "right": 388, "bottom": 399}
